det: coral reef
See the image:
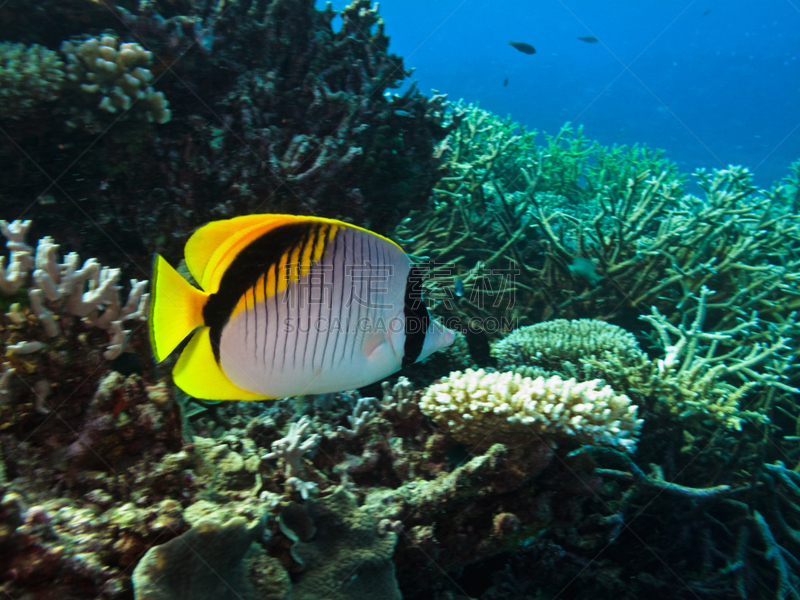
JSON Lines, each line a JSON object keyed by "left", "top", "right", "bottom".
{"left": 490, "top": 309, "right": 796, "bottom": 434}
{"left": 0, "top": 4, "right": 799, "bottom": 593}
{"left": 280, "top": 486, "right": 400, "bottom": 600}
{"left": 0, "top": 42, "right": 64, "bottom": 119}
{"left": 132, "top": 508, "right": 274, "bottom": 600}
{"left": 0, "top": 0, "right": 455, "bottom": 271}
{"left": 396, "top": 105, "right": 800, "bottom": 353}
{"left": 61, "top": 35, "right": 172, "bottom": 126}
{"left": 419, "top": 368, "right": 642, "bottom": 451}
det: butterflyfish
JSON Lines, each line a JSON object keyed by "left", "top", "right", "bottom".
{"left": 149, "top": 214, "right": 456, "bottom": 400}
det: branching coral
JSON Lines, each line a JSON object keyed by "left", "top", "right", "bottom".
{"left": 337, "top": 396, "right": 381, "bottom": 440}
{"left": 0, "top": 221, "right": 149, "bottom": 363}
{"left": 581, "top": 450, "right": 800, "bottom": 600}
{"left": 61, "top": 34, "right": 171, "bottom": 126}
{"left": 262, "top": 416, "right": 320, "bottom": 479}
{"left": 380, "top": 376, "right": 415, "bottom": 419}
{"left": 0, "top": 42, "right": 64, "bottom": 120}
{"left": 396, "top": 105, "right": 800, "bottom": 346}
{"left": 639, "top": 287, "right": 797, "bottom": 430}
{"left": 0, "top": 219, "right": 33, "bottom": 295}
{"left": 0, "top": 220, "right": 150, "bottom": 429}
{"left": 419, "top": 368, "right": 643, "bottom": 452}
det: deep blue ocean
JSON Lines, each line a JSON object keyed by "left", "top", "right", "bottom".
{"left": 321, "top": 0, "right": 800, "bottom": 189}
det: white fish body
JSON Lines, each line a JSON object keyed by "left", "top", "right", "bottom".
{"left": 149, "top": 214, "right": 455, "bottom": 400}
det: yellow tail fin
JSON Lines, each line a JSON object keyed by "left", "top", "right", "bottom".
{"left": 173, "top": 328, "right": 269, "bottom": 400}
{"left": 149, "top": 255, "right": 208, "bottom": 362}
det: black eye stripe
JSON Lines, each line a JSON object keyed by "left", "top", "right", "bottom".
{"left": 402, "top": 265, "right": 429, "bottom": 367}
{"left": 203, "top": 222, "right": 316, "bottom": 363}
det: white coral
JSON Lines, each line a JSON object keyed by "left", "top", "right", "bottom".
{"left": 1, "top": 220, "right": 149, "bottom": 359}
{"left": 262, "top": 416, "right": 320, "bottom": 478}
{"left": 337, "top": 396, "right": 381, "bottom": 439}
{"left": 419, "top": 368, "right": 643, "bottom": 452}
{"left": 381, "top": 376, "right": 415, "bottom": 418}
{"left": 0, "top": 220, "right": 33, "bottom": 294}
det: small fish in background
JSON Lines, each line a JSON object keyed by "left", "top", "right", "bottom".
{"left": 577, "top": 36, "right": 599, "bottom": 43}
{"left": 149, "top": 214, "right": 456, "bottom": 400}
{"left": 454, "top": 276, "right": 465, "bottom": 297}
{"left": 503, "top": 76, "right": 509, "bottom": 87}
{"left": 702, "top": 8, "right": 711, "bottom": 16}
{"left": 509, "top": 41, "right": 536, "bottom": 55}
{"left": 568, "top": 256, "right": 602, "bottom": 286}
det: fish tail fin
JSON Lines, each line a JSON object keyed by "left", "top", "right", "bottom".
{"left": 173, "top": 328, "right": 270, "bottom": 400}
{"left": 149, "top": 254, "right": 209, "bottom": 362}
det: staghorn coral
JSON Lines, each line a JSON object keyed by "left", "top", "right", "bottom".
{"left": 0, "top": 42, "right": 64, "bottom": 120}
{"left": 419, "top": 368, "right": 643, "bottom": 452}
{"left": 571, "top": 449, "right": 800, "bottom": 600}
{"left": 396, "top": 106, "right": 800, "bottom": 352}
{"left": 768, "top": 158, "right": 800, "bottom": 213}
{"left": 394, "top": 103, "right": 684, "bottom": 329}
{"left": 639, "top": 287, "right": 797, "bottom": 431}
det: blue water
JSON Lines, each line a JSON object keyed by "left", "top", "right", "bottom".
{"left": 323, "top": 0, "right": 800, "bottom": 189}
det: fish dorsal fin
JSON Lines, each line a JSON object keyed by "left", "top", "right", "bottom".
{"left": 185, "top": 214, "right": 301, "bottom": 293}
{"left": 173, "top": 328, "right": 270, "bottom": 400}
{"left": 185, "top": 214, "right": 406, "bottom": 294}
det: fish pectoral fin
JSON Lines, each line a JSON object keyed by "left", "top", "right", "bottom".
{"left": 173, "top": 328, "right": 269, "bottom": 401}
{"left": 362, "top": 332, "right": 388, "bottom": 359}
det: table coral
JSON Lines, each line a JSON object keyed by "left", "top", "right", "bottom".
{"left": 491, "top": 318, "right": 650, "bottom": 386}
{"left": 419, "top": 368, "right": 643, "bottom": 452}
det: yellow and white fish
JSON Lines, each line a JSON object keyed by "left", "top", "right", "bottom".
{"left": 149, "top": 214, "right": 456, "bottom": 400}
